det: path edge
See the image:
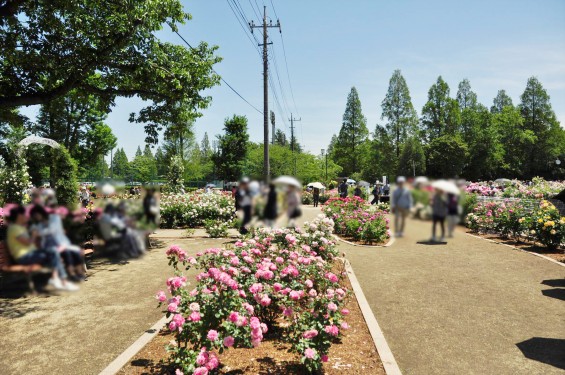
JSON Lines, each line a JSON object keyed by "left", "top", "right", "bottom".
{"left": 334, "top": 234, "right": 395, "bottom": 248}
{"left": 465, "top": 232, "right": 565, "bottom": 268}
{"left": 98, "top": 316, "right": 168, "bottom": 375}
{"left": 344, "top": 259, "right": 402, "bottom": 375}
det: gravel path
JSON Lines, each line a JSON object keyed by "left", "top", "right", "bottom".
{"left": 340, "top": 214, "right": 565, "bottom": 375}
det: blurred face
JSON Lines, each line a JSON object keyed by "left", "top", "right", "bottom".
{"left": 16, "top": 212, "right": 28, "bottom": 225}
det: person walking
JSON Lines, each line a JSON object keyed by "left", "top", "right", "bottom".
{"left": 431, "top": 189, "right": 448, "bottom": 242}
{"left": 370, "top": 184, "right": 380, "bottom": 205}
{"left": 236, "top": 178, "right": 252, "bottom": 234}
{"left": 446, "top": 193, "right": 459, "bottom": 238}
{"left": 263, "top": 184, "right": 278, "bottom": 228}
{"left": 354, "top": 185, "right": 362, "bottom": 198}
{"left": 312, "top": 187, "right": 320, "bottom": 207}
{"left": 285, "top": 186, "right": 301, "bottom": 228}
{"left": 391, "top": 176, "right": 412, "bottom": 237}
{"left": 338, "top": 180, "right": 348, "bottom": 198}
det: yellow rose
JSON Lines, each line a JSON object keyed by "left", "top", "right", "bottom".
{"left": 537, "top": 218, "right": 543, "bottom": 223}
{"left": 530, "top": 230, "right": 536, "bottom": 235}
{"left": 550, "top": 229, "right": 556, "bottom": 235}
{"left": 544, "top": 221, "right": 555, "bottom": 227}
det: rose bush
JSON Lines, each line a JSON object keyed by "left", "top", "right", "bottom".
{"left": 204, "top": 219, "right": 231, "bottom": 238}
{"left": 160, "top": 191, "right": 235, "bottom": 229}
{"left": 156, "top": 215, "right": 350, "bottom": 374}
{"left": 322, "top": 196, "right": 390, "bottom": 244}
{"left": 466, "top": 199, "right": 564, "bottom": 249}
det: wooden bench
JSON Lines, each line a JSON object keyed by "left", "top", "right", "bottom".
{"left": 0, "top": 242, "right": 43, "bottom": 292}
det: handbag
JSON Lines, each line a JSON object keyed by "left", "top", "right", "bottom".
{"left": 291, "top": 207, "right": 302, "bottom": 219}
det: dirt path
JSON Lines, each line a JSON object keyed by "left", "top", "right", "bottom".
{"left": 341, "top": 215, "right": 565, "bottom": 375}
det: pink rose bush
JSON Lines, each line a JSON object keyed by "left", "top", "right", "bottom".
{"left": 156, "top": 217, "right": 350, "bottom": 373}
{"left": 323, "top": 197, "right": 390, "bottom": 244}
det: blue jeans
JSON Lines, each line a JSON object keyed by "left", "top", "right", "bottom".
{"left": 17, "top": 247, "right": 67, "bottom": 279}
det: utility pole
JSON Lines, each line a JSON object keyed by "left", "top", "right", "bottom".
{"left": 250, "top": 7, "right": 280, "bottom": 183}
{"left": 288, "top": 113, "right": 301, "bottom": 175}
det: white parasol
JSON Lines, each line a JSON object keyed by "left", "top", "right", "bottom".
{"left": 431, "top": 179, "right": 460, "bottom": 195}
{"left": 273, "top": 175, "right": 302, "bottom": 188}
{"left": 307, "top": 182, "right": 325, "bottom": 189}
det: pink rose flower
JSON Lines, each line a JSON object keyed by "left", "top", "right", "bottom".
{"left": 223, "top": 336, "right": 235, "bottom": 347}
{"left": 341, "top": 322, "right": 350, "bottom": 330}
{"left": 207, "top": 330, "right": 219, "bottom": 342}
{"left": 321, "top": 354, "right": 329, "bottom": 362}
{"left": 324, "top": 324, "right": 339, "bottom": 337}
{"left": 155, "top": 291, "right": 167, "bottom": 302}
{"left": 303, "top": 329, "right": 318, "bottom": 339}
{"left": 193, "top": 367, "right": 208, "bottom": 375}
{"left": 260, "top": 294, "right": 271, "bottom": 307}
{"left": 206, "top": 353, "right": 219, "bottom": 370}
{"left": 189, "top": 311, "right": 201, "bottom": 322}
{"left": 304, "top": 348, "right": 317, "bottom": 359}
{"left": 327, "top": 302, "right": 338, "bottom": 312}
{"left": 341, "top": 308, "right": 350, "bottom": 315}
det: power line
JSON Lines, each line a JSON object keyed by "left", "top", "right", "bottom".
{"left": 172, "top": 29, "right": 263, "bottom": 115}
{"left": 226, "top": 0, "right": 262, "bottom": 56}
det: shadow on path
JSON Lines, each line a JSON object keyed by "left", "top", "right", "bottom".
{"left": 542, "top": 279, "right": 565, "bottom": 288}
{"left": 416, "top": 240, "right": 448, "bottom": 245}
{"left": 516, "top": 337, "right": 565, "bottom": 370}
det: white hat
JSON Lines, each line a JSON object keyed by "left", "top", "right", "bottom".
{"left": 397, "top": 176, "right": 406, "bottom": 183}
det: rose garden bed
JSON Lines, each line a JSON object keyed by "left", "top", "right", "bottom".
{"left": 119, "top": 264, "right": 385, "bottom": 374}
{"left": 117, "top": 215, "right": 385, "bottom": 375}
{"left": 322, "top": 197, "right": 391, "bottom": 246}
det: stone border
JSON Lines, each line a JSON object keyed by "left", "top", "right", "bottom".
{"left": 334, "top": 234, "right": 395, "bottom": 248}
{"left": 98, "top": 316, "right": 169, "bottom": 375}
{"left": 465, "top": 233, "right": 565, "bottom": 268}
{"left": 344, "top": 259, "right": 402, "bottom": 375}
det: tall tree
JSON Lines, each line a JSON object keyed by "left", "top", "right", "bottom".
{"left": 426, "top": 135, "right": 468, "bottom": 178}
{"left": 461, "top": 104, "right": 503, "bottom": 180}
{"left": 490, "top": 89, "right": 513, "bottom": 114}
{"left": 333, "top": 87, "right": 368, "bottom": 176}
{"left": 492, "top": 106, "right": 536, "bottom": 177}
{"left": 274, "top": 129, "right": 288, "bottom": 147}
{"left": 34, "top": 90, "right": 116, "bottom": 178}
{"left": 135, "top": 146, "right": 142, "bottom": 157}
{"left": 381, "top": 70, "right": 418, "bottom": 158}
{"left": 398, "top": 137, "right": 426, "bottom": 177}
{"left": 213, "top": 115, "right": 249, "bottom": 182}
{"left": 112, "top": 148, "right": 130, "bottom": 179}
{"left": 456, "top": 79, "right": 478, "bottom": 110}
{"left": 519, "top": 77, "right": 564, "bottom": 177}
{"left": 154, "top": 147, "right": 167, "bottom": 177}
{"left": 420, "top": 76, "right": 461, "bottom": 141}
{"left": 359, "top": 125, "right": 396, "bottom": 183}
{"left": 0, "top": 0, "right": 221, "bottom": 143}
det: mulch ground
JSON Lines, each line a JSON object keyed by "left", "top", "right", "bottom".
{"left": 468, "top": 231, "right": 565, "bottom": 263}
{"left": 118, "top": 268, "right": 385, "bottom": 375}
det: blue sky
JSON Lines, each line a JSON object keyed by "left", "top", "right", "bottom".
{"left": 22, "top": 0, "right": 565, "bottom": 159}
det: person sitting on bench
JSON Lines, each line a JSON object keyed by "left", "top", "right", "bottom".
{"left": 29, "top": 204, "right": 85, "bottom": 282}
{"left": 7, "top": 205, "right": 79, "bottom": 291}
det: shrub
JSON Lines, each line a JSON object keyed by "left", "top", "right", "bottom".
{"left": 53, "top": 146, "right": 79, "bottom": 207}
{"left": 322, "top": 196, "right": 390, "bottom": 244}
{"left": 157, "top": 216, "right": 349, "bottom": 374}
{"left": 160, "top": 191, "right": 235, "bottom": 228}
{"left": 526, "top": 200, "right": 564, "bottom": 249}
{"left": 204, "top": 219, "right": 230, "bottom": 238}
